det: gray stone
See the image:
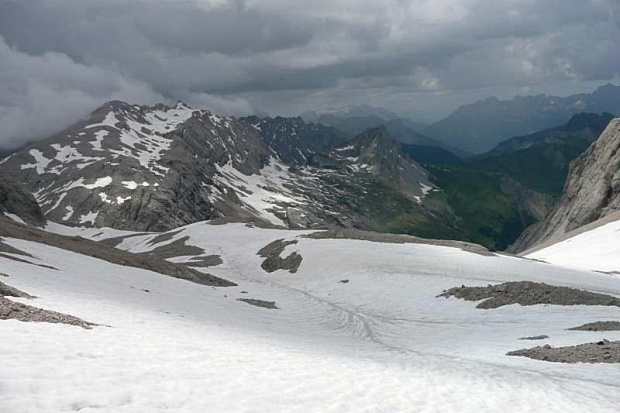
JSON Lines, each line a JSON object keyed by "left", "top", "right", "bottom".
{"left": 569, "top": 321, "right": 620, "bottom": 331}
{"left": 508, "top": 340, "right": 620, "bottom": 363}
{"left": 438, "top": 281, "right": 620, "bottom": 309}
{"left": 257, "top": 239, "right": 303, "bottom": 274}
{"left": 0, "top": 296, "right": 96, "bottom": 329}
{"left": 237, "top": 298, "right": 278, "bottom": 309}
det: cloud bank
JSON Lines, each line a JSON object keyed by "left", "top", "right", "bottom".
{"left": 0, "top": 0, "right": 618, "bottom": 148}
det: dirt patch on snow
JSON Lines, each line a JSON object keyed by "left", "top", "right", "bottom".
{"left": 438, "top": 281, "right": 620, "bottom": 309}
{"left": 182, "top": 255, "right": 223, "bottom": 268}
{"left": 237, "top": 298, "right": 278, "bottom": 309}
{"left": 146, "top": 230, "right": 184, "bottom": 246}
{"left": 140, "top": 236, "right": 204, "bottom": 260}
{"left": 0, "top": 239, "right": 36, "bottom": 258}
{"left": 208, "top": 216, "right": 281, "bottom": 229}
{"left": 569, "top": 321, "right": 620, "bottom": 331}
{"left": 99, "top": 232, "right": 151, "bottom": 248}
{"left": 258, "top": 239, "right": 303, "bottom": 273}
{"left": 520, "top": 335, "right": 549, "bottom": 341}
{"left": 0, "top": 281, "right": 34, "bottom": 298}
{"left": 305, "top": 228, "right": 495, "bottom": 257}
{"left": 0, "top": 296, "right": 96, "bottom": 329}
{"left": 508, "top": 340, "right": 620, "bottom": 363}
{"left": 0, "top": 252, "right": 59, "bottom": 270}
{"left": 0, "top": 217, "right": 235, "bottom": 287}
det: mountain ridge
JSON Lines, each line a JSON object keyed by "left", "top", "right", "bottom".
{"left": 425, "top": 84, "right": 620, "bottom": 154}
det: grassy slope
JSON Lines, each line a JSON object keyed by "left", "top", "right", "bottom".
{"left": 321, "top": 174, "right": 459, "bottom": 241}
{"left": 427, "top": 165, "right": 528, "bottom": 250}
{"left": 467, "top": 140, "right": 589, "bottom": 196}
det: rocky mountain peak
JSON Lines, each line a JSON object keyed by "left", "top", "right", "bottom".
{"left": 241, "top": 115, "right": 345, "bottom": 165}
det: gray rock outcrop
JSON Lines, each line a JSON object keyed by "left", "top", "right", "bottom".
{"left": 0, "top": 174, "right": 45, "bottom": 226}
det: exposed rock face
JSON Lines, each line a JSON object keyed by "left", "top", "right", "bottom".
{"left": 499, "top": 176, "right": 554, "bottom": 222}
{"left": 0, "top": 175, "right": 45, "bottom": 226}
{"left": 512, "top": 118, "right": 620, "bottom": 252}
{"left": 315, "top": 126, "right": 435, "bottom": 202}
{"left": 241, "top": 116, "right": 345, "bottom": 165}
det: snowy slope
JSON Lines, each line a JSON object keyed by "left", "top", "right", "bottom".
{"left": 2, "top": 221, "right": 620, "bottom": 412}
{"left": 526, "top": 213, "right": 620, "bottom": 273}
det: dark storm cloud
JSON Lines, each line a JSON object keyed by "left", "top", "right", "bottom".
{"left": 0, "top": 0, "right": 618, "bottom": 149}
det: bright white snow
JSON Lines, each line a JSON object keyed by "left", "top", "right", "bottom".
{"left": 2, "top": 222, "right": 620, "bottom": 412}
{"left": 527, "top": 216, "right": 620, "bottom": 273}
{"left": 78, "top": 211, "right": 99, "bottom": 225}
{"left": 214, "top": 159, "right": 307, "bottom": 225}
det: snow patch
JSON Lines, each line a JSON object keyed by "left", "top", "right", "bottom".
{"left": 62, "top": 206, "right": 74, "bottom": 221}
{"left": 78, "top": 211, "right": 99, "bottom": 225}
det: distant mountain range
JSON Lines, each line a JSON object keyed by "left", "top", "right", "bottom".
{"left": 1, "top": 84, "right": 619, "bottom": 252}
{"left": 467, "top": 112, "right": 615, "bottom": 196}
{"left": 302, "top": 84, "right": 620, "bottom": 156}
{"left": 424, "top": 112, "right": 615, "bottom": 249}
{"left": 302, "top": 104, "right": 401, "bottom": 124}
{"left": 424, "top": 83, "right": 620, "bottom": 154}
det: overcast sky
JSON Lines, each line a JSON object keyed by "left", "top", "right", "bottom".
{"left": 0, "top": 0, "right": 619, "bottom": 148}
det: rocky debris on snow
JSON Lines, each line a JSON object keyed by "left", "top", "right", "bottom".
{"left": 0, "top": 281, "right": 34, "bottom": 299}
{"left": 237, "top": 298, "right": 279, "bottom": 309}
{"left": 139, "top": 236, "right": 204, "bottom": 260}
{"left": 181, "top": 255, "right": 223, "bottom": 268}
{"left": 569, "top": 321, "right": 620, "bottom": 331}
{"left": 520, "top": 335, "right": 549, "bottom": 340}
{"left": 0, "top": 217, "right": 235, "bottom": 287}
{"left": 513, "top": 118, "right": 620, "bottom": 252}
{"left": 258, "top": 239, "right": 303, "bottom": 273}
{"left": 0, "top": 239, "right": 59, "bottom": 270}
{"left": 0, "top": 296, "right": 96, "bottom": 329}
{"left": 438, "top": 281, "right": 620, "bottom": 309}
{"left": 306, "top": 228, "right": 495, "bottom": 256}
{"left": 99, "top": 232, "right": 151, "bottom": 248}
{"left": 0, "top": 239, "right": 36, "bottom": 258}
{"left": 508, "top": 339, "right": 620, "bottom": 363}
{"left": 597, "top": 270, "right": 620, "bottom": 275}
{"left": 0, "top": 252, "right": 59, "bottom": 271}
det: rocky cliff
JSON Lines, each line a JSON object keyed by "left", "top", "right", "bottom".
{"left": 511, "top": 118, "right": 620, "bottom": 252}
{"left": 0, "top": 175, "right": 45, "bottom": 226}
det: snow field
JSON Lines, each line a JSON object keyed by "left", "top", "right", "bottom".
{"left": 1, "top": 223, "right": 620, "bottom": 412}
